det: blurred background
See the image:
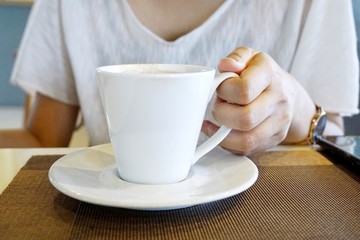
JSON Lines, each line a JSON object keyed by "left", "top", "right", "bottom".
{"left": 0, "top": 1, "right": 30, "bottom": 128}
{"left": 344, "top": 0, "right": 360, "bottom": 135}
{"left": 0, "top": 0, "right": 359, "bottom": 136}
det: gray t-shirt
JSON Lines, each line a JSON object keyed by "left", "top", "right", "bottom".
{"left": 11, "top": 0, "right": 359, "bottom": 145}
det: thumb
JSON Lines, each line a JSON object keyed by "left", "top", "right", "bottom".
{"left": 218, "top": 46, "right": 259, "bottom": 73}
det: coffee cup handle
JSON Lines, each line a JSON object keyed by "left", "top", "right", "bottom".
{"left": 192, "top": 72, "right": 238, "bottom": 165}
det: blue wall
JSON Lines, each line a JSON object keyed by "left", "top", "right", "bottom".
{"left": 0, "top": 5, "right": 30, "bottom": 106}
{"left": 355, "top": 0, "right": 360, "bottom": 52}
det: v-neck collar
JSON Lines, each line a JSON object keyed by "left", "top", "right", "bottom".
{"left": 122, "top": 0, "right": 234, "bottom": 45}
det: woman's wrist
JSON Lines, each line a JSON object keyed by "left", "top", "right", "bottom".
{"left": 282, "top": 79, "right": 317, "bottom": 144}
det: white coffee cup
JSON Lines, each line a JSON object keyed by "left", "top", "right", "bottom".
{"left": 97, "top": 64, "right": 237, "bottom": 184}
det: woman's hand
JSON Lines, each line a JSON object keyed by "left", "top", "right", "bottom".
{"left": 202, "top": 46, "right": 317, "bottom": 155}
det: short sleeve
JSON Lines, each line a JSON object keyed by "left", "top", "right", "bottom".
{"left": 10, "top": 0, "right": 79, "bottom": 105}
{"left": 290, "top": 0, "right": 359, "bottom": 116}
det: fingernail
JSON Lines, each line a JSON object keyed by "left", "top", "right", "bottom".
{"left": 201, "top": 121, "right": 208, "bottom": 134}
{"left": 219, "top": 58, "right": 245, "bottom": 72}
{"left": 224, "top": 57, "right": 245, "bottom": 67}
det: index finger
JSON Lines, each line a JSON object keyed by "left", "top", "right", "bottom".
{"left": 217, "top": 52, "right": 272, "bottom": 105}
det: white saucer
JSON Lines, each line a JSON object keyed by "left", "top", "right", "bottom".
{"left": 49, "top": 144, "right": 258, "bottom": 211}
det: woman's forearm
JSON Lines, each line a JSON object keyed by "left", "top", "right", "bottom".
{"left": 0, "top": 129, "right": 43, "bottom": 148}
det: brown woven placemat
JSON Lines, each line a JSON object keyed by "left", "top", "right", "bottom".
{"left": 0, "top": 151, "right": 359, "bottom": 240}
